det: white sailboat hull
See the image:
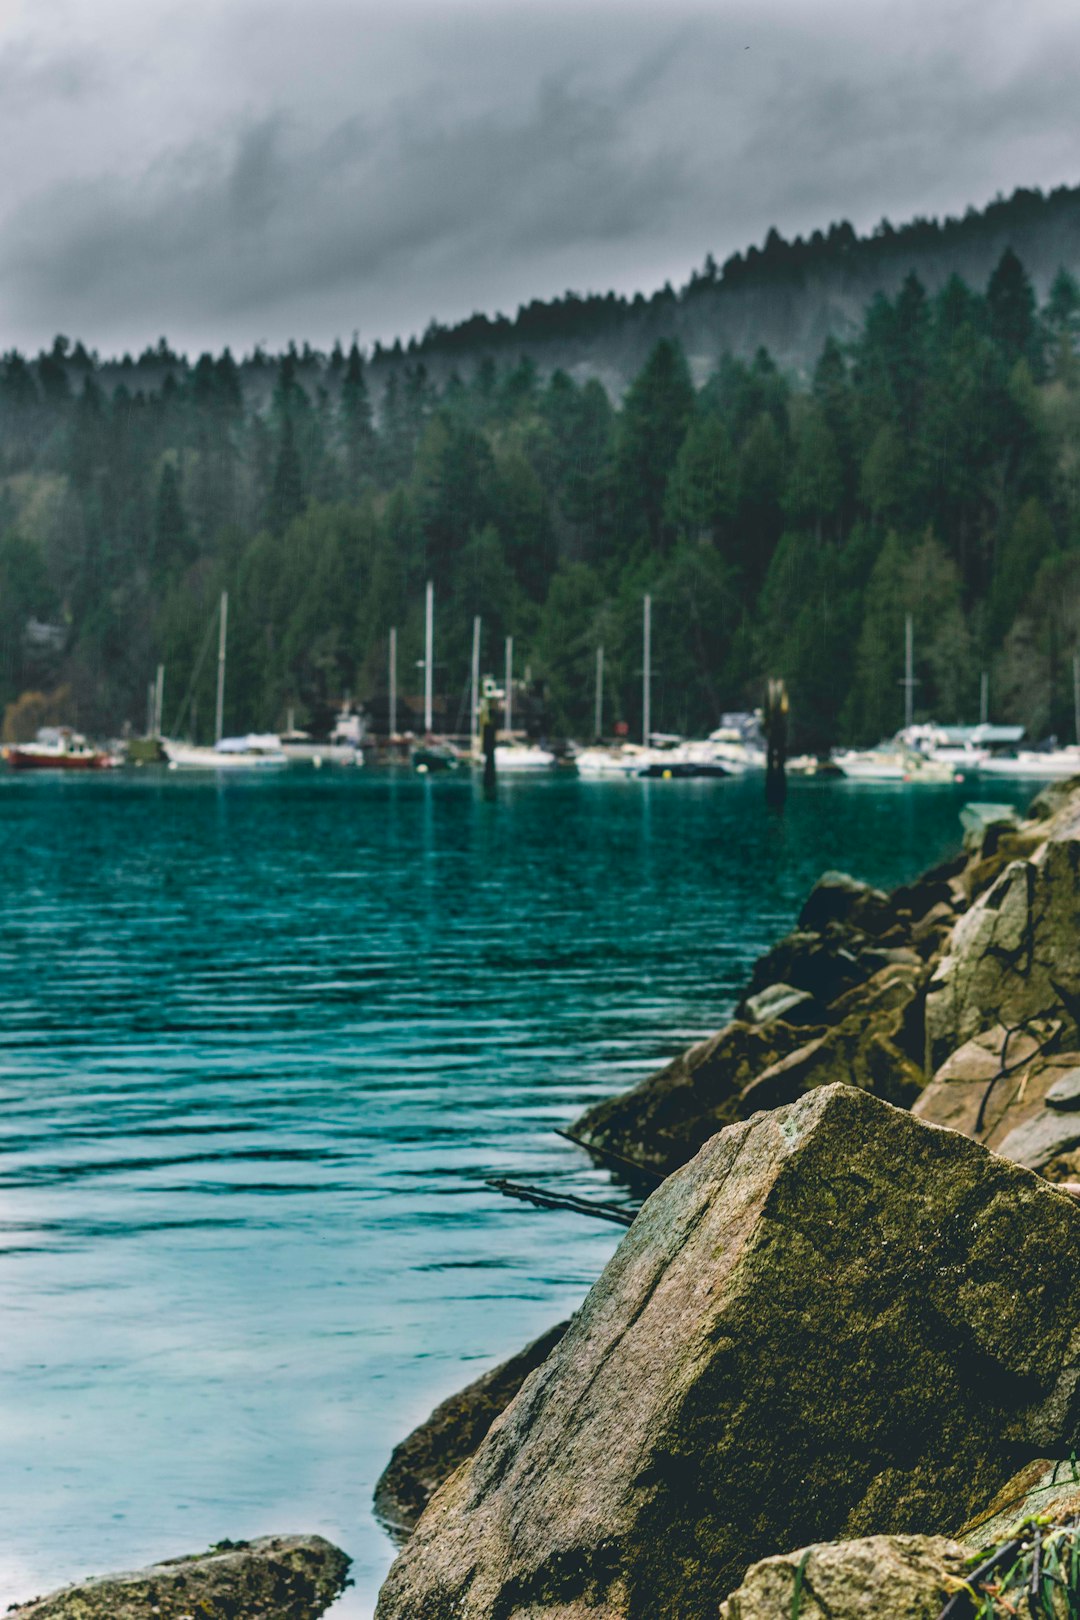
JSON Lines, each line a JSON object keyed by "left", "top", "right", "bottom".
{"left": 164, "top": 739, "right": 287, "bottom": 770}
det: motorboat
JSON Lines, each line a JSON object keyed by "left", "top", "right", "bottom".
{"left": 898, "top": 723, "right": 1025, "bottom": 772}
{"left": 978, "top": 745, "right": 1080, "bottom": 780}
{"left": 493, "top": 743, "right": 557, "bottom": 771}
{"left": 163, "top": 733, "right": 288, "bottom": 770}
{"left": 280, "top": 706, "right": 367, "bottom": 766}
{"left": 703, "top": 712, "right": 768, "bottom": 773}
{"left": 573, "top": 745, "right": 651, "bottom": 778}
{"left": 832, "top": 741, "right": 960, "bottom": 783}
{"left": 5, "top": 727, "right": 120, "bottom": 771}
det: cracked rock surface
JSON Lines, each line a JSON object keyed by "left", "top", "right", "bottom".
{"left": 375, "top": 1086, "right": 1080, "bottom": 1620}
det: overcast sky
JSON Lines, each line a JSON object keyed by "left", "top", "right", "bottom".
{"left": 0, "top": 0, "right": 1078, "bottom": 358}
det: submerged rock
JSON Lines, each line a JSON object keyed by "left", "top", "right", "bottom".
{"left": 374, "top": 1320, "right": 569, "bottom": 1541}
{"left": 718, "top": 1536, "right": 966, "bottom": 1620}
{"left": 8, "top": 1534, "right": 351, "bottom": 1620}
{"left": 375, "top": 1086, "right": 1080, "bottom": 1620}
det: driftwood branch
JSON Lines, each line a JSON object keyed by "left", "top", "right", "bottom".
{"left": 486, "top": 1178, "right": 637, "bottom": 1227}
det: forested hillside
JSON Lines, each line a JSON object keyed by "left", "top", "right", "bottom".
{"left": 2, "top": 243, "right": 1080, "bottom": 750}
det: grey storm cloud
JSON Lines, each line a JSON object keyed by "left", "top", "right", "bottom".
{"left": 0, "top": 0, "right": 1079, "bottom": 356}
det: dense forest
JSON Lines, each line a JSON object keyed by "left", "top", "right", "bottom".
{"left": 2, "top": 243, "right": 1080, "bottom": 751}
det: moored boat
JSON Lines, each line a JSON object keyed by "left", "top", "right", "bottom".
{"left": 163, "top": 733, "right": 288, "bottom": 770}
{"left": 978, "top": 746, "right": 1080, "bottom": 780}
{"left": 5, "top": 727, "right": 120, "bottom": 771}
{"left": 493, "top": 743, "right": 557, "bottom": 771}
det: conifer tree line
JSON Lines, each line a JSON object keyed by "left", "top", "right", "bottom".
{"left": 2, "top": 247, "right": 1080, "bottom": 748}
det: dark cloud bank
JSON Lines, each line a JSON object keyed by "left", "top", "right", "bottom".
{"left": 0, "top": 0, "right": 1079, "bottom": 356}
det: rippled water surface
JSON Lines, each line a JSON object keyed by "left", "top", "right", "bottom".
{"left": 0, "top": 768, "right": 1032, "bottom": 1614}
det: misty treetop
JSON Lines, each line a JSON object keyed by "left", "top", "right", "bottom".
{"left": 2, "top": 246, "right": 1080, "bottom": 749}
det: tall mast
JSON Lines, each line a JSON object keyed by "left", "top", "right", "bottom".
{"left": 154, "top": 664, "right": 165, "bottom": 738}
{"left": 214, "top": 590, "right": 228, "bottom": 744}
{"left": 642, "top": 593, "right": 652, "bottom": 746}
{"left": 902, "top": 612, "right": 915, "bottom": 730}
{"left": 595, "top": 645, "right": 604, "bottom": 741}
{"left": 980, "top": 670, "right": 989, "bottom": 727}
{"left": 471, "top": 616, "right": 481, "bottom": 753}
{"left": 1074, "top": 654, "right": 1080, "bottom": 746}
{"left": 424, "top": 580, "right": 434, "bottom": 735}
{"left": 505, "top": 636, "right": 513, "bottom": 735}
{"left": 146, "top": 681, "right": 155, "bottom": 738}
{"left": 389, "top": 626, "right": 397, "bottom": 739}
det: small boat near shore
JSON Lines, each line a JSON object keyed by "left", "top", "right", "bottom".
{"left": 5, "top": 727, "right": 121, "bottom": 771}
{"left": 163, "top": 734, "right": 288, "bottom": 770}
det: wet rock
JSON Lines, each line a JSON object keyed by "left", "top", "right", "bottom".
{"left": 566, "top": 1018, "right": 818, "bottom": 1179}
{"left": 741, "top": 982, "right": 819, "bottom": 1026}
{"left": 797, "top": 871, "right": 899, "bottom": 938}
{"left": 8, "top": 1535, "right": 351, "bottom": 1620}
{"left": 374, "top": 1321, "right": 569, "bottom": 1541}
{"left": 718, "top": 1536, "right": 966, "bottom": 1620}
{"left": 374, "top": 1086, "right": 1080, "bottom": 1620}
{"left": 926, "top": 837, "right": 1080, "bottom": 1070}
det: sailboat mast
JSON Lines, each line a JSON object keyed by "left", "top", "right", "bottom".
{"left": 902, "top": 612, "right": 914, "bottom": 730}
{"left": 471, "top": 616, "right": 481, "bottom": 752}
{"left": 389, "top": 626, "right": 398, "bottom": 740}
{"left": 642, "top": 594, "right": 652, "bottom": 746}
{"left": 214, "top": 590, "right": 228, "bottom": 744}
{"left": 980, "top": 670, "right": 989, "bottom": 727}
{"left": 505, "top": 636, "right": 513, "bottom": 735}
{"left": 595, "top": 645, "right": 604, "bottom": 741}
{"left": 154, "top": 664, "right": 165, "bottom": 737}
{"left": 1074, "top": 655, "right": 1080, "bottom": 747}
{"left": 424, "top": 581, "right": 434, "bottom": 735}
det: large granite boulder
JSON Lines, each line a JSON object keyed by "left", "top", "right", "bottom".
{"left": 8, "top": 1535, "right": 351, "bottom": 1619}
{"left": 374, "top": 1320, "right": 569, "bottom": 1542}
{"left": 718, "top": 1536, "right": 966, "bottom": 1620}
{"left": 375, "top": 1086, "right": 1080, "bottom": 1620}
{"left": 926, "top": 835, "right": 1080, "bottom": 1069}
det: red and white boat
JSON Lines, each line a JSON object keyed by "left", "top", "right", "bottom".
{"left": 5, "top": 727, "right": 120, "bottom": 771}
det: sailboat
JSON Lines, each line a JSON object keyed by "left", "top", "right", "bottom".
{"left": 162, "top": 592, "right": 287, "bottom": 770}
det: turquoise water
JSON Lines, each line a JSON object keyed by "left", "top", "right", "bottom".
{"left": 0, "top": 769, "right": 1033, "bottom": 1615}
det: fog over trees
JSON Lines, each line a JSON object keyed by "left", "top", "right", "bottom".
{"left": 4, "top": 186, "right": 1080, "bottom": 749}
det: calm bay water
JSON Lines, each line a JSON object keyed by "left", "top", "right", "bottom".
{"left": 0, "top": 768, "right": 1033, "bottom": 1615}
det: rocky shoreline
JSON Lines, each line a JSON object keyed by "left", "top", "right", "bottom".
{"left": 15, "top": 782, "right": 1080, "bottom": 1619}
{"left": 373, "top": 779, "right": 1080, "bottom": 1619}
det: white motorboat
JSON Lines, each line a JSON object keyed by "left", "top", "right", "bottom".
{"left": 280, "top": 706, "right": 366, "bottom": 765}
{"left": 493, "top": 743, "right": 557, "bottom": 771}
{"left": 979, "top": 746, "right": 1080, "bottom": 780}
{"left": 704, "top": 713, "right": 768, "bottom": 773}
{"left": 898, "top": 723, "right": 1025, "bottom": 772}
{"left": 573, "top": 745, "right": 651, "bottom": 778}
{"left": 833, "top": 742, "right": 960, "bottom": 783}
{"left": 164, "top": 733, "right": 288, "bottom": 770}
